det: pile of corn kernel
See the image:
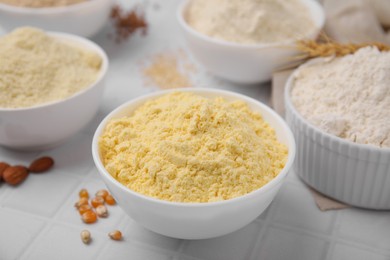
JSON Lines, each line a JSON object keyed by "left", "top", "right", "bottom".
{"left": 74, "top": 188, "right": 123, "bottom": 244}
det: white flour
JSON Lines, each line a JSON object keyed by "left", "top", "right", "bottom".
{"left": 185, "top": 0, "right": 316, "bottom": 45}
{"left": 291, "top": 47, "right": 390, "bottom": 148}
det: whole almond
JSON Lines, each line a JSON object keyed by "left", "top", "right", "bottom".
{"left": 0, "top": 162, "right": 10, "bottom": 182}
{"left": 3, "top": 166, "right": 29, "bottom": 186}
{"left": 29, "top": 156, "right": 54, "bottom": 173}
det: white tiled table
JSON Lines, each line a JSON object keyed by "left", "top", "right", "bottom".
{"left": 1, "top": 1, "right": 390, "bottom": 259}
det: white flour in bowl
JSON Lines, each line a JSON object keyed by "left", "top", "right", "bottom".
{"left": 185, "top": 0, "right": 316, "bottom": 45}
{"left": 291, "top": 47, "right": 390, "bottom": 148}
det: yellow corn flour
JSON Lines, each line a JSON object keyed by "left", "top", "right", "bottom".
{"left": 99, "top": 92, "right": 288, "bottom": 203}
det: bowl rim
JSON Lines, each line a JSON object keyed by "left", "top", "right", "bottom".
{"left": 0, "top": 0, "right": 110, "bottom": 13}
{"left": 176, "top": 0, "right": 325, "bottom": 49}
{"left": 92, "top": 88, "right": 296, "bottom": 208}
{"left": 284, "top": 58, "right": 390, "bottom": 152}
{"left": 0, "top": 31, "right": 109, "bottom": 112}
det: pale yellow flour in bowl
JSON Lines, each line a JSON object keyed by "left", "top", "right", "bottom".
{"left": 0, "top": 0, "right": 87, "bottom": 8}
{"left": 0, "top": 27, "right": 102, "bottom": 109}
{"left": 185, "top": 0, "right": 315, "bottom": 45}
{"left": 99, "top": 92, "right": 288, "bottom": 203}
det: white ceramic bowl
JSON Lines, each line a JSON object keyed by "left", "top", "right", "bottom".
{"left": 177, "top": 0, "right": 325, "bottom": 84}
{"left": 0, "top": 0, "right": 113, "bottom": 37}
{"left": 285, "top": 62, "right": 390, "bottom": 209}
{"left": 0, "top": 32, "right": 108, "bottom": 150}
{"left": 92, "top": 88, "right": 296, "bottom": 239}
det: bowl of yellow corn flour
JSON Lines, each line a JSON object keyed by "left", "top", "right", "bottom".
{"left": 92, "top": 88, "right": 295, "bottom": 239}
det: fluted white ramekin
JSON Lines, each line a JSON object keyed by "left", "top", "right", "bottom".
{"left": 285, "top": 62, "right": 390, "bottom": 209}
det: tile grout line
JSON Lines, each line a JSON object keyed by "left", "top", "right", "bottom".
{"left": 91, "top": 212, "right": 130, "bottom": 258}
{"left": 50, "top": 167, "right": 100, "bottom": 220}
{"left": 3, "top": 171, "right": 190, "bottom": 260}
{"left": 332, "top": 216, "right": 390, "bottom": 258}
{"left": 92, "top": 233, "right": 182, "bottom": 260}
{"left": 257, "top": 210, "right": 390, "bottom": 259}
{"left": 321, "top": 210, "right": 340, "bottom": 260}
{"left": 13, "top": 166, "right": 100, "bottom": 259}
{"left": 266, "top": 214, "right": 339, "bottom": 242}
{"left": 130, "top": 240, "right": 183, "bottom": 259}
{"left": 16, "top": 222, "right": 54, "bottom": 259}
{"left": 0, "top": 186, "right": 13, "bottom": 204}
{"left": 333, "top": 238, "right": 390, "bottom": 257}
{"left": 280, "top": 173, "right": 387, "bottom": 258}
{"left": 247, "top": 173, "right": 309, "bottom": 259}
{"left": 247, "top": 201, "right": 280, "bottom": 260}
{"left": 50, "top": 173, "right": 87, "bottom": 219}
{"left": 247, "top": 208, "right": 345, "bottom": 260}
{"left": 170, "top": 239, "right": 187, "bottom": 260}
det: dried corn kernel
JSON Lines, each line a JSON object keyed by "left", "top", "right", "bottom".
{"left": 91, "top": 196, "right": 105, "bottom": 208}
{"left": 81, "top": 210, "right": 97, "bottom": 224}
{"left": 74, "top": 197, "right": 89, "bottom": 209}
{"left": 78, "top": 204, "right": 93, "bottom": 215}
{"left": 105, "top": 194, "right": 116, "bottom": 205}
{"left": 108, "top": 230, "right": 122, "bottom": 241}
{"left": 96, "top": 205, "right": 108, "bottom": 218}
{"left": 95, "top": 189, "right": 109, "bottom": 200}
{"left": 81, "top": 230, "right": 91, "bottom": 244}
{"left": 79, "top": 189, "right": 89, "bottom": 199}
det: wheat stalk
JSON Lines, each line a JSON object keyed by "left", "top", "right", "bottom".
{"left": 295, "top": 39, "right": 390, "bottom": 61}
{"left": 277, "top": 34, "right": 390, "bottom": 71}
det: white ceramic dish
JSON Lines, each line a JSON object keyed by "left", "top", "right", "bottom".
{"left": 0, "top": 0, "right": 113, "bottom": 37}
{"left": 177, "top": 0, "right": 325, "bottom": 84}
{"left": 92, "top": 88, "right": 296, "bottom": 239}
{"left": 0, "top": 32, "right": 108, "bottom": 151}
{"left": 285, "top": 60, "right": 390, "bottom": 209}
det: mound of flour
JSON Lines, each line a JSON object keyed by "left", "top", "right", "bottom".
{"left": 291, "top": 47, "right": 390, "bottom": 148}
{"left": 186, "top": 0, "right": 315, "bottom": 44}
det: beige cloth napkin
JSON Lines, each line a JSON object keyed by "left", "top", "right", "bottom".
{"left": 271, "top": 0, "right": 390, "bottom": 211}
{"left": 309, "top": 188, "right": 349, "bottom": 211}
{"left": 324, "top": 0, "right": 390, "bottom": 44}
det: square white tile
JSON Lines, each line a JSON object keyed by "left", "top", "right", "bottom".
{"left": 123, "top": 218, "right": 182, "bottom": 252}
{"left": 1, "top": 173, "right": 80, "bottom": 217}
{"left": 0, "top": 208, "right": 45, "bottom": 260}
{"left": 254, "top": 226, "right": 328, "bottom": 260}
{"left": 182, "top": 222, "right": 261, "bottom": 260}
{"left": 337, "top": 208, "right": 390, "bottom": 251}
{"left": 0, "top": 147, "right": 39, "bottom": 165}
{"left": 44, "top": 133, "right": 95, "bottom": 178}
{"left": 331, "top": 243, "right": 390, "bottom": 260}
{"left": 20, "top": 224, "right": 107, "bottom": 260}
{"left": 271, "top": 184, "right": 336, "bottom": 234}
{"left": 96, "top": 241, "right": 172, "bottom": 260}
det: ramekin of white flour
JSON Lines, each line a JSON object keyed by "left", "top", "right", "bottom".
{"left": 177, "top": 0, "right": 325, "bottom": 84}
{"left": 285, "top": 47, "right": 390, "bottom": 209}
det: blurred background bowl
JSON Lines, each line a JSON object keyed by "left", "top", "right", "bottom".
{"left": 0, "top": 32, "right": 108, "bottom": 150}
{"left": 177, "top": 0, "right": 325, "bottom": 84}
{"left": 92, "top": 88, "right": 296, "bottom": 239}
{"left": 285, "top": 61, "right": 390, "bottom": 209}
{"left": 0, "top": 0, "right": 113, "bottom": 37}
